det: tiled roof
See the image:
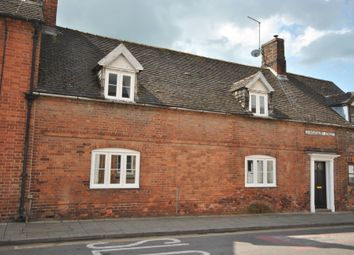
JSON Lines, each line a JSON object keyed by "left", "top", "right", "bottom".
{"left": 325, "top": 92, "right": 354, "bottom": 106}
{"left": 37, "top": 27, "right": 350, "bottom": 126}
{"left": 0, "top": 0, "right": 43, "bottom": 22}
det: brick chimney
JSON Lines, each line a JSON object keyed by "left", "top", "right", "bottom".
{"left": 42, "top": 0, "right": 58, "bottom": 26}
{"left": 261, "top": 35, "right": 286, "bottom": 76}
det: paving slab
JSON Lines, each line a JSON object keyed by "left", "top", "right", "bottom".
{"left": 0, "top": 212, "right": 353, "bottom": 245}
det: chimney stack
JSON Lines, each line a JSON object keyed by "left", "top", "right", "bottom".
{"left": 261, "top": 35, "right": 286, "bottom": 76}
{"left": 42, "top": 0, "right": 58, "bottom": 26}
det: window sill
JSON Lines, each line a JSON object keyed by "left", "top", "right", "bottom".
{"left": 104, "top": 97, "right": 135, "bottom": 103}
{"left": 245, "top": 184, "right": 277, "bottom": 188}
{"left": 90, "top": 185, "right": 139, "bottom": 189}
{"left": 251, "top": 114, "right": 270, "bottom": 118}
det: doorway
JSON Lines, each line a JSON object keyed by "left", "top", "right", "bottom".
{"left": 309, "top": 153, "right": 339, "bottom": 213}
{"left": 314, "top": 161, "right": 327, "bottom": 209}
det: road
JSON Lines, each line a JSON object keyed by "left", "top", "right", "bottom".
{"left": 0, "top": 225, "right": 353, "bottom": 255}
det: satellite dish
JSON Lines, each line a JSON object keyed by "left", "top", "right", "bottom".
{"left": 251, "top": 49, "right": 260, "bottom": 57}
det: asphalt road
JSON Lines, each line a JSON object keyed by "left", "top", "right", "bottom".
{"left": 0, "top": 225, "right": 353, "bottom": 255}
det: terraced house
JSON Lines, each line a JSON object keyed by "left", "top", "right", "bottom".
{"left": 0, "top": 0, "right": 353, "bottom": 221}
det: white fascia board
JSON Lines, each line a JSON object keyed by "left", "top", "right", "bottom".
{"left": 98, "top": 43, "right": 144, "bottom": 71}
{"left": 246, "top": 71, "right": 274, "bottom": 92}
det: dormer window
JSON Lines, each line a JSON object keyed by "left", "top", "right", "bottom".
{"left": 249, "top": 93, "right": 268, "bottom": 116}
{"left": 230, "top": 71, "right": 274, "bottom": 117}
{"left": 97, "top": 43, "right": 144, "bottom": 102}
{"left": 105, "top": 71, "right": 134, "bottom": 101}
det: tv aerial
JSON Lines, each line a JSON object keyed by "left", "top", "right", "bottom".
{"left": 247, "top": 16, "right": 261, "bottom": 58}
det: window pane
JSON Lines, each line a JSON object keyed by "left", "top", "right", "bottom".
{"left": 260, "top": 96, "right": 265, "bottom": 114}
{"left": 108, "top": 85, "right": 117, "bottom": 97}
{"left": 247, "top": 160, "right": 254, "bottom": 184}
{"left": 122, "top": 75, "right": 131, "bottom": 98}
{"left": 94, "top": 154, "right": 105, "bottom": 184}
{"left": 267, "top": 160, "right": 274, "bottom": 184}
{"left": 108, "top": 73, "right": 117, "bottom": 85}
{"left": 349, "top": 165, "right": 354, "bottom": 184}
{"left": 110, "top": 155, "right": 121, "bottom": 184}
{"left": 251, "top": 95, "right": 256, "bottom": 113}
{"left": 349, "top": 165, "right": 354, "bottom": 174}
{"left": 257, "top": 160, "right": 264, "bottom": 184}
{"left": 126, "top": 155, "right": 136, "bottom": 184}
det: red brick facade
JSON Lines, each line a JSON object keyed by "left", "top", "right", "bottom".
{"left": 0, "top": 1, "right": 353, "bottom": 221}
{"left": 0, "top": 17, "right": 40, "bottom": 221}
{"left": 42, "top": 0, "right": 58, "bottom": 26}
{"left": 24, "top": 96, "right": 353, "bottom": 220}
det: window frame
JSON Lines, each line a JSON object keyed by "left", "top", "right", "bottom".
{"left": 349, "top": 163, "right": 354, "bottom": 186}
{"left": 104, "top": 70, "right": 135, "bottom": 102}
{"left": 249, "top": 92, "right": 269, "bottom": 117}
{"left": 245, "top": 155, "right": 276, "bottom": 187}
{"left": 90, "top": 148, "right": 140, "bottom": 189}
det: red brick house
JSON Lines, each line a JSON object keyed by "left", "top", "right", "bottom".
{"left": 0, "top": 0, "right": 353, "bottom": 221}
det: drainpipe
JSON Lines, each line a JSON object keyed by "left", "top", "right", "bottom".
{"left": 0, "top": 18, "right": 8, "bottom": 95}
{"left": 18, "top": 21, "right": 41, "bottom": 222}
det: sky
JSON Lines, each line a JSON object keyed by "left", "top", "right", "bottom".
{"left": 57, "top": 0, "right": 354, "bottom": 92}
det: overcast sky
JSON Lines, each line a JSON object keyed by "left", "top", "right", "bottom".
{"left": 57, "top": 0, "right": 354, "bottom": 92}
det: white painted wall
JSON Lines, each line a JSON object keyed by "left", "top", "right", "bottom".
{"left": 109, "top": 55, "right": 135, "bottom": 71}
{"left": 249, "top": 80, "right": 268, "bottom": 93}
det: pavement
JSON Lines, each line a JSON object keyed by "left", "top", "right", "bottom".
{"left": 0, "top": 212, "right": 353, "bottom": 246}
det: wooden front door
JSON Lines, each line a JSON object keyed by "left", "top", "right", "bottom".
{"left": 315, "top": 161, "right": 327, "bottom": 209}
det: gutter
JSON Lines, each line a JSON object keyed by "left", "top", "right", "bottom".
{"left": 32, "top": 91, "right": 353, "bottom": 129}
{"left": 18, "top": 21, "right": 41, "bottom": 222}
{"left": 31, "top": 91, "right": 247, "bottom": 116}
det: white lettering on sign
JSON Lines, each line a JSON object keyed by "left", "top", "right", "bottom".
{"left": 305, "top": 130, "right": 335, "bottom": 137}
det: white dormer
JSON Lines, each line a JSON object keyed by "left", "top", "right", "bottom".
{"left": 97, "top": 43, "right": 143, "bottom": 102}
{"left": 231, "top": 71, "right": 274, "bottom": 117}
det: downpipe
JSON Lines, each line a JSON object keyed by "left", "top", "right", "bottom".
{"left": 18, "top": 21, "right": 40, "bottom": 222}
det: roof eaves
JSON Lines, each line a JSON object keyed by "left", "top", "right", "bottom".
{"left": 0, "top": 11, "right": 43, "bottom": 23}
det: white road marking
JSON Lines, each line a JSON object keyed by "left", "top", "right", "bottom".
{"left": 89, "top": 243, "right": 189, "bottom": 254}
{"left": 88, "top": 238, "right": 191, "bottom": 255}
{"left": 87, "top": 238, "right": 211, "bottom": 255}
{"left": 87, "top": 238, "right": 185, "bottom": 249}
{"left": 133, "top": 251, "right": 210, "bottom": 255}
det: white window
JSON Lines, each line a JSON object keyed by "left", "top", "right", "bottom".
{"left": 331, "top": 106, "right": 349, "bottom": 121}
{"left": 90, "top": 148, "right": 140, "bottom": 189}
{"left": 249, "top": 93, "right": 268, "bottom": 116}
{"left": 349, "top": 164, "right": 354, "bottom": 185}
{"left": 104, "top": 71, "right": 135, "bottom": 101}
{"left": 245, "top": 155, "right": 276, "bottom": 187}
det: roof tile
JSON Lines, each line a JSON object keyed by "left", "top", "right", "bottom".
{"left": 37, "top": 27, "right": 351, "bottom": 126}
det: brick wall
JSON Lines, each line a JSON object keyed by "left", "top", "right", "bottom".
{"left": 0, "top": 18, "right": 39, "bottom": 221}
{"left": 27, "top": 96, "right": 354, "bottom": 219}
{"left": 42, "top": 0, "right": 58, "bottom": 26}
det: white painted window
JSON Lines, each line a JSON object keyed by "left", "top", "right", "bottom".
{"left": 332, "top": 106, "right": 349, "bottom": 121}
{"left": 349, "top": 164, "right": 354, "bottom": 185}
{"left": 104, "top": 71, "right": 135, "bottom": 101}
{"left": 245, "top": 155, "right": 276, "bottom": 187}
{"left": 90, "top": 148, "right": 140, "bottom": 189}
{"left": 249, "top": 93, "right": 268, "bottom": 116}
